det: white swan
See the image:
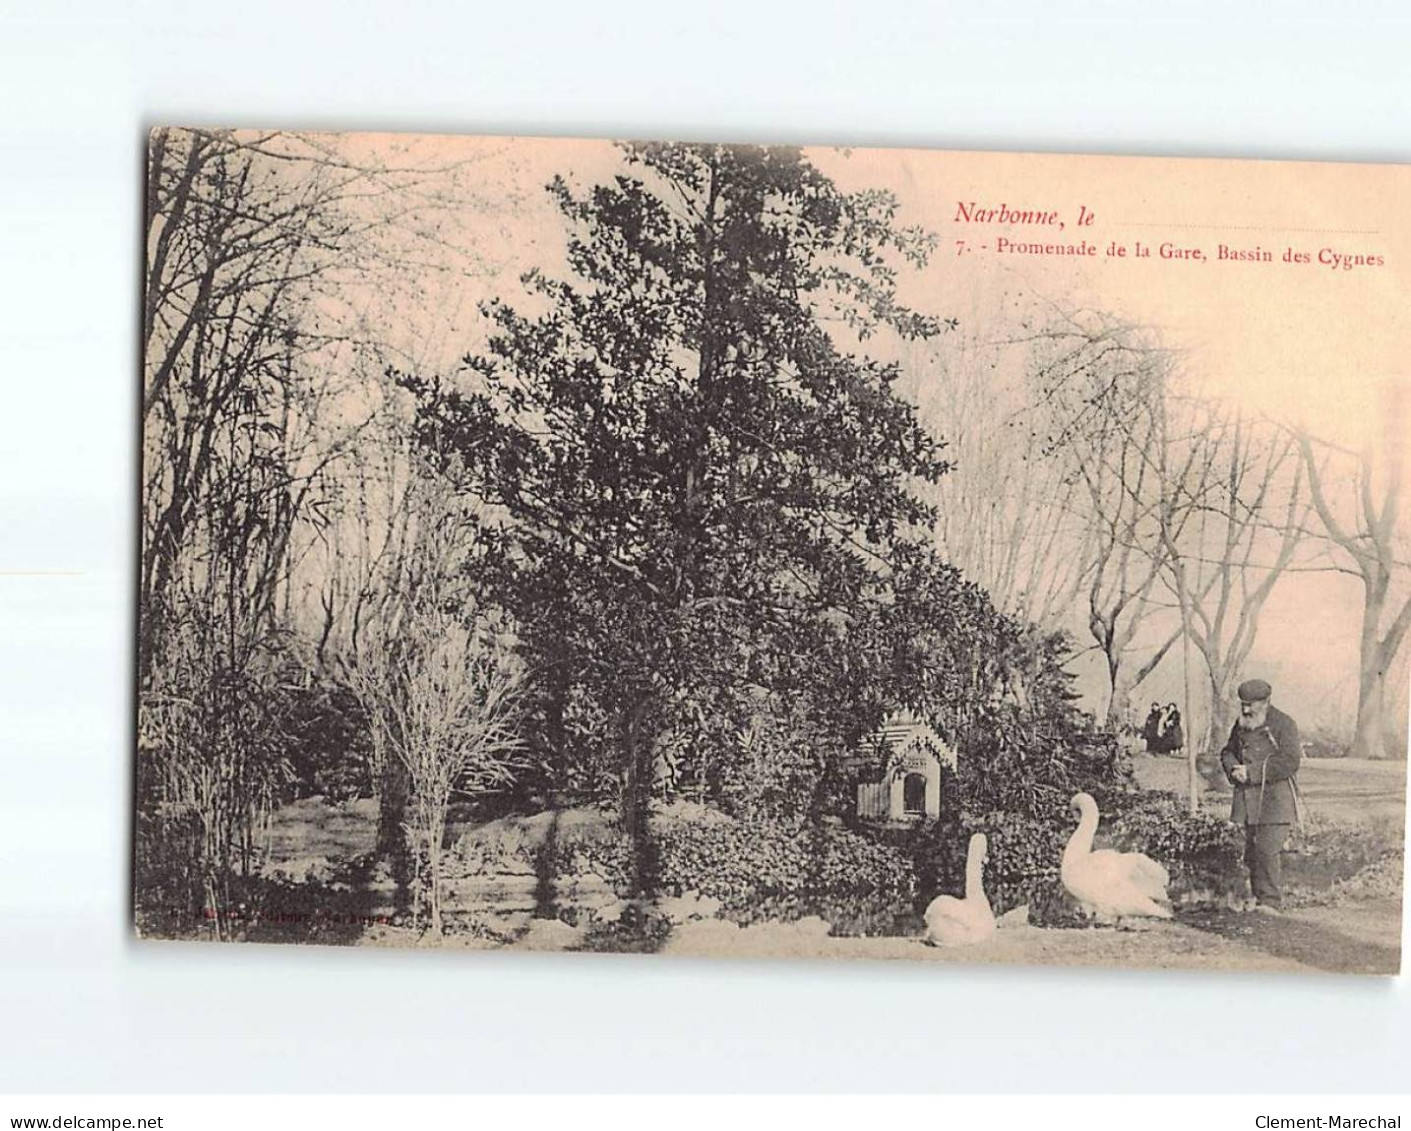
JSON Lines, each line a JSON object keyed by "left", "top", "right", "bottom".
{"left": 924, "top": 832, "right": 996, "bottom": 945}
{"left": 1061, "top": 792, "right": 1172, "bottom": 923}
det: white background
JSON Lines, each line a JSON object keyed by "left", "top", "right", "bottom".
{"left": 1, "top": 0, "right": 1408, "bottom": 1094}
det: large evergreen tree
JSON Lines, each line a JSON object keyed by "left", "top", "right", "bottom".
{"left": 405, "top": 143, "right": 972, "bottom": 871}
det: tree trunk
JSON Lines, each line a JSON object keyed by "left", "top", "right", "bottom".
{"left": 1351, "top": 649, "right": 1391, "bottom": 760}
{"left": 1203, "top": 664, "right": 1237, "bottom": 758}
{"left": 1181, "top": 630, "right": 1198, "bottom": 815}
{"left": 377, "top": 756, "right": 411, "bottom": 856}
{"left": 1104, "top": 666, "right": 1132, "bottom": 732}
{"left": 1194, "top": 668, "right": 1234, "bottom": 790}
{"left": 621, "top": 698, "right": 655, "bottom": 897}
{"left": 428, "top": 809, "right": 444, "bottom": 935}
{"left": 545, "top": 658, "right": 569, "bottom": 796}
{"left": 1349, "top": 579, "right": 1393, "bottom": 760}
{"left": 377, "top": 756, "right": 413, "bottom": 912}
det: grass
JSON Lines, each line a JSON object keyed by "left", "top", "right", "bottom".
{"left": 1132, "top": 754, "right": 1407, "bottom": 822}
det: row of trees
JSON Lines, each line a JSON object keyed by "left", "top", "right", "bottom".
{"left": 912, "top": 306, "right": 1409, "bottom": 766}
{"left": 137, "top": 129, "right": 513, "bottom": 933}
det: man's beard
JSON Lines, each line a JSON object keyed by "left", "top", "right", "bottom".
{"left": 1238, "top": 713, "right": 1267, "bottom": 731}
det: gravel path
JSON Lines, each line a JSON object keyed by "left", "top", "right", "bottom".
{"left": 658, "top": 904, "right": 1401, "bottom": 975}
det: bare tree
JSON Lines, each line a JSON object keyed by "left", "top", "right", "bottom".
{"left": 1017, "top": 312, "right": 1189, "bottom": 728}
{"left": 137, "top": 595, "right": 297, "bottom": 937}
{"left": 1297, "top": 414, "right": 1411, "bottom": 760}
{"left": 999, "top": 309, "right": 1311, "bottom": 784}
{"left": 906, "top": 329, "right": 1098, "bottom": 636}
{"left": 1116, "top": 397, "right": 1306, "bottom": 808}
{"left": 141, "top": 128, "right": 495, "bottom": 685}
{"left": 340, "top": 465, "right": 525, "bottom": 932}
{"left": 1161, "top": 407, "right": 1308, "bottom": 754}
{"left": 136, "top": 130, "right": 504, "bottom": 929}
{"left": 348, "top": 606, "right": 524, "bottom": 934}
{"left": 1076, "top": 392, "right": 1185, "bottom": 730}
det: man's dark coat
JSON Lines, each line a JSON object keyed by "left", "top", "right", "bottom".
{"left": 1219, "top": 704, "right": 1302, "bottom": 826}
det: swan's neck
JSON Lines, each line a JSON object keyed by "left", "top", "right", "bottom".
{"left": 965, "top": 849, "right": 990, "bottom": 911}
{"left": 1064, "top": 807, "right": 1098, "bottom": 863}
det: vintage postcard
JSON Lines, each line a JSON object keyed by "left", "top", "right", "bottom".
{"left": 137, "top": 130, "right": 1408, "bottom": 974}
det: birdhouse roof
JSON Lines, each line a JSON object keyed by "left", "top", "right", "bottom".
{"left": 878, "top": 711, "right": 956, "bottom": 769}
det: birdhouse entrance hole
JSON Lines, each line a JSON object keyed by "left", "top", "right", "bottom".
{"left": 902, "top": 773, "right": 927, "bottom": 815}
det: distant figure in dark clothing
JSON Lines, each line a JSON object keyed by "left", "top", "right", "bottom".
{"left": 1142, "top": 702, "right": 1184, "bottom": 755}
{"left": 1162, "top": 703, "right": 1184, "bottom": 757}
{"left": 1142, "top": 702, "right": 1163, "bottom": 753}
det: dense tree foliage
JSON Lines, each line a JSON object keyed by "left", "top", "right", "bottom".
{"left": 403, "top": 144, "right": 1116, "bottom": 885}
{"left": 403, "top": 144, "right": 960, "bottom": 858}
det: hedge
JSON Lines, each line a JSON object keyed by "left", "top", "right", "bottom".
{"left": 910, "top": 790, "right": 1250, "bottom": 925}
{"left": 1105, "top": 791, "right": 1246, "bottom": 904}
{"left": 652, "top": 817, "right": 916, "bottom": 934}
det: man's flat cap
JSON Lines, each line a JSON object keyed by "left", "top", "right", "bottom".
{"left": 1237, "top": 679, "right": 1272, "bottom": 702}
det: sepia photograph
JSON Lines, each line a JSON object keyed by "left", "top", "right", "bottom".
{"left": 135, "top": 129, "right": 1409, "bottom": 975}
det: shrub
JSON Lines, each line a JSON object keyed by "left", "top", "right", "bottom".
{"left": 1106, "top": 791, "right": 1245, "bottom": 904}
{"left": 1107, "top": 798, "right": 1406, "bottom": 908}
{"left": 133, "top": 801, "right": 205, "bottom": 932}
{"left": 451, "top": 808, "right": 640, "bottom": 896}
{"left": 712, "top": 706, "right": 835, "bottom": 825}
{"left": 548, "top": 818, "right": 637, "bottom": 896}
{"left": 1283, "top": 811, "right": 1405, "bottom": 898}
{"left": 923, "top": 622, "right": 1133, "bottom": 819}
{"left": 908, "top": 809, "right": 1076, "bottom": 925}
{"left": 1306, "top": 852, "right": 1404, "bottom": 907}
{"left": 653, "top": 817, "right": 916, "bottom": 935}
{"left": 281, "top": 678, "right": 375, "bottom": 802}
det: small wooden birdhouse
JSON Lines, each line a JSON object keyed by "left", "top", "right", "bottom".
{"left": 855, "top": 711, "right": 952, "bottom": 823}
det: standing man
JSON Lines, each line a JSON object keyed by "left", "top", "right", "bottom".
{"left": 1220, "top": 679, "right": 1302, "bottom": 914}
